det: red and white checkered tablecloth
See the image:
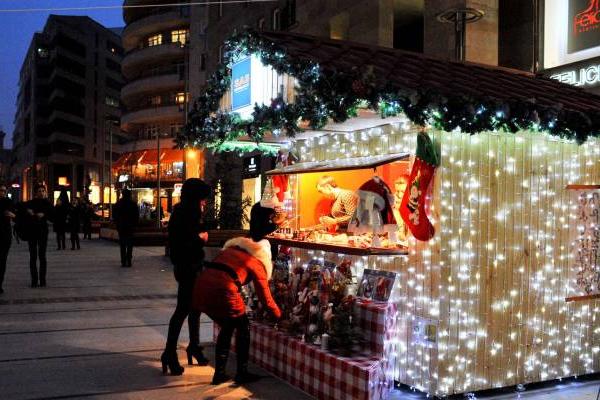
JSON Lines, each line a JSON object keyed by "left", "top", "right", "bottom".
{"left": 250, "top": 323, "right": 394, "bottom": 400}
{"left": 353, "top": 300, "right": 398, "bottom": 356}
{"left": 215, "top": 301, "right": 398, "bottom": 400}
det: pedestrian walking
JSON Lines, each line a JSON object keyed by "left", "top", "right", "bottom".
{"left": 192, "top": 201, "right": 284, "bottom": 385}
{"left": 25, "top": 184, "right": 53, "bottom": 287}
{"left": 53, "top": 190, "right": 69, "bottom": 250}
{"left": 160, "top": 178, "right": 211, "bottom": 376}
{"left": 68, "top": 198, "right": 81, "bottom": 250}
{"left": 81, "top": 200, "right": 93, "bottom": 240}
{"left": 112, "top": 189, "right": 138, "bottom": 267}
{"left": 0, "top": 185, "right": 15, "bottom": 294}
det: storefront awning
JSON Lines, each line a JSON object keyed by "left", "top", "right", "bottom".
{"left": 114, "top": 150, "right": 146, "bottom": 169}
{"left": 160, "top": 149, "right": 184, "bottom": 164}
{"left": 138, "top": 149, "right": 159, "bottom": 165}
{"left": 265, "top": 152, "right": 410, "bottom": 176}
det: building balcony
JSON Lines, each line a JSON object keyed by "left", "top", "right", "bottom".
{"left": 124, "top": 0, "right": 188, "bottom": 25}
{"left": 121, "top": 104, "right": 184, "bottom": 130}
{"left": 122, "top": 43, "right": 186, "bottom": 80}
{"left": 121, "top": 73, "right": 184, "bottom": 107}
{"left": 122, "top": 9, "right": 189, "bottom": 52}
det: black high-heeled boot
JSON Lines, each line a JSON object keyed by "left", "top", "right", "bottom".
{"left": 186, "top": 345, "right": 210, "bottom": 366}
{"left": 211, "top": 350, "right": 230, "bottom": 385}
{"left": 160, "top": 350, "right": 184, "bottom": 376}
{"left": 234, "top": 362, "right": 263, "bottom": 384}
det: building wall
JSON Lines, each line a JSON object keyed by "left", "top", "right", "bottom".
{"left": 423, "top": 0, "right": 499, "bottom": 65}
{"left": 12, "top": 16, "right": 124, "bottom": 201}
{"left": 291, "top": 123, "right": 600, "bottom": 395}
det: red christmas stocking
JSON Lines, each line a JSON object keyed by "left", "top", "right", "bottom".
{"left": 272, "top": 174, "right": 288, "bottom": 202}
{"left": 399, "top": 132, "right": 439, "bottom": 241}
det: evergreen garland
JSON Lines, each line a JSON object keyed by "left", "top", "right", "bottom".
{"left": 179, "top": 30, "right": 599, "bottom": 150}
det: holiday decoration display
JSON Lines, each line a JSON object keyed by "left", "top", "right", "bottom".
{"left": 252, "top": 252, "right": 366, "bottom": 356}
{"left": 180, "top": 29, "right": 600, "bottom": 153}
{"left": 199, "top": 29, "right": 600, "bottom": 399}
{"left": 399, "top": 131, "right": 440, "bottom": 241}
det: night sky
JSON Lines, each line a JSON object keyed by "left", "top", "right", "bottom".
{"left": 0, "top": 1, "right": 124, "bottom": 148}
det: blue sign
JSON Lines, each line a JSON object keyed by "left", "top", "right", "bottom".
{"left": 231, "top": 56, "right": 251, "bottom": 110}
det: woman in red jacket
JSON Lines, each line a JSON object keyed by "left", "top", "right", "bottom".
{"left": 193, "top": 201, "right": 284, "bottom": 385}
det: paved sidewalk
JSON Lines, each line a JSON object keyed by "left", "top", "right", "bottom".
{"left": 0, "top": 238, "right": 312, "bottom": 400}
{"left": 0, "top": 238, "right": 598, "bottom": 400}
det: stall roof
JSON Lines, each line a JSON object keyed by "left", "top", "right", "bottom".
{"left": 256, "top": 31, "right": 600, "bottom": 117}
{"left": 265, "top": 153, "right": 410, "bottom": 176}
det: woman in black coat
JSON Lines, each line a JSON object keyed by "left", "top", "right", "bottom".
{"left": 68, "top": 198, "right": 81, "bottom": 250}
{"left": 53, "top": 190, "right": 69, "bottom": 250}
{"left": 161, "top": 178, "right": 211, "bottom": 375}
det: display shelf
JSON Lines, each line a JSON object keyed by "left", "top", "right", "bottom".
{"left": 269, "top": 237, "right": 409, "bottom": 256}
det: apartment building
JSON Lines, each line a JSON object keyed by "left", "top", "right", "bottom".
{"left": 12, "top": 15, "right": 125, "bottom": 203}
{"left": 120, "top": 0, "right": 203, "bottom": 215}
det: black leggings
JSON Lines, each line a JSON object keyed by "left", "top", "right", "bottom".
{"left": 28, "top": 234, "right": 48, "bottom": 285}
{"left": 70, "top": 231, "right": 80, "bottom": 249}
{"left": 56, "top": 231, "right": 66, "bottom": 250}
{"left": 215, "top": 315, "right": 250, "bottom": 373}
{"left": 165, "top": 278, "right": 200, "bottom": 351}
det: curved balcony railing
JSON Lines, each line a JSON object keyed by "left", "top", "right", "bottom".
{"left": 122, "top": 43, "right": 186, "bottom": 79}
{"left": 122, "top": 9, "right": 189, "bottom": 51}
{"left": 121, "top": 73, "right": 184, "bottom": 107}
{"left": 121, "top": 104, "right": 184, "bottom": 129}
{"left": 123, "top": 0, "right": 189, "bottom": 22}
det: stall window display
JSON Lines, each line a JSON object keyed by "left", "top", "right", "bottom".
{"left": 266, "top": 153, "right": 412, "bottom": 255}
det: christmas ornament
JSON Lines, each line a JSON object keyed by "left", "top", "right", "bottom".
{"left": 399, "top": 131, "right": 440, "bottom": 241}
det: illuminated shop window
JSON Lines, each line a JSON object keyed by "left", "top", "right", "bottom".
{"left": 171, "top": 29, "right": 189, "bottom": 46}
{"left": 147, "top": 34, "right": 163, "bottom": 47}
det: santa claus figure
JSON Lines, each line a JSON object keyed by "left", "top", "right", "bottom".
{"left": 350, "top": 176, "right": 397, "bottom": 233}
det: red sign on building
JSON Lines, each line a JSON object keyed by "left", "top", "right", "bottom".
{"left": 570, "top": 0, "right": 600, "bottom": 53}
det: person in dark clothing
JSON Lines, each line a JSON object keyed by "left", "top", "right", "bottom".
{"left": 53, "top": 190, "right": 69, "bottom": 250}
{"left": 26, "top": 184, "right": 54, "bottom": 287}
{"left": 160, "top": 178, "right": 211, "bottom": 376}
{"left": 81, "top": 200, "right": 93, "bottom": 240}
{"left": 112, "top": 189, "right": 138, "bottom": 267}
{"left": 193, "top": 202, "right": 284, "bottom": 385}
{"left": 0, "top": 185, "right": 15, "bottom": 294}
{"left": 68, "top": 198, "right": 81, "bottom": 250}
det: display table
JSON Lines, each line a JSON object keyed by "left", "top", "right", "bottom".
{"left": 216, "top": 300, "right": 398, "bottom": 400}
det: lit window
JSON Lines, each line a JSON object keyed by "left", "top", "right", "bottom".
{"left": 147, "top": 34, "right": 163, "bottom": 47}
{"left": 150, "top": 95, "right": 162, "bottom": 106}
{"left": 175, "top": 92, "right": 187, "bottom": 104}
{"left": 171, "top": 29, "right": 189, "bottom": 46}
{"left": 105, "top": 96, "right": 119, "bottom": 107}
{"left": 37, "top": 47, "right": 49, "bottom": 58}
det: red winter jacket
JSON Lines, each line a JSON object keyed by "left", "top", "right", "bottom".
{"left": 192, "top": 237, "right": 281, "bottom": 321}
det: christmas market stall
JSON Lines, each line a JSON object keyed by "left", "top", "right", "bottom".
{"left": 181, "top": 30, "right": 600, "bottom": 398}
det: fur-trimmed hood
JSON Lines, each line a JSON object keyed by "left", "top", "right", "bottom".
{"left": 222, "top": 237, "right": 273, "bottom": 279}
